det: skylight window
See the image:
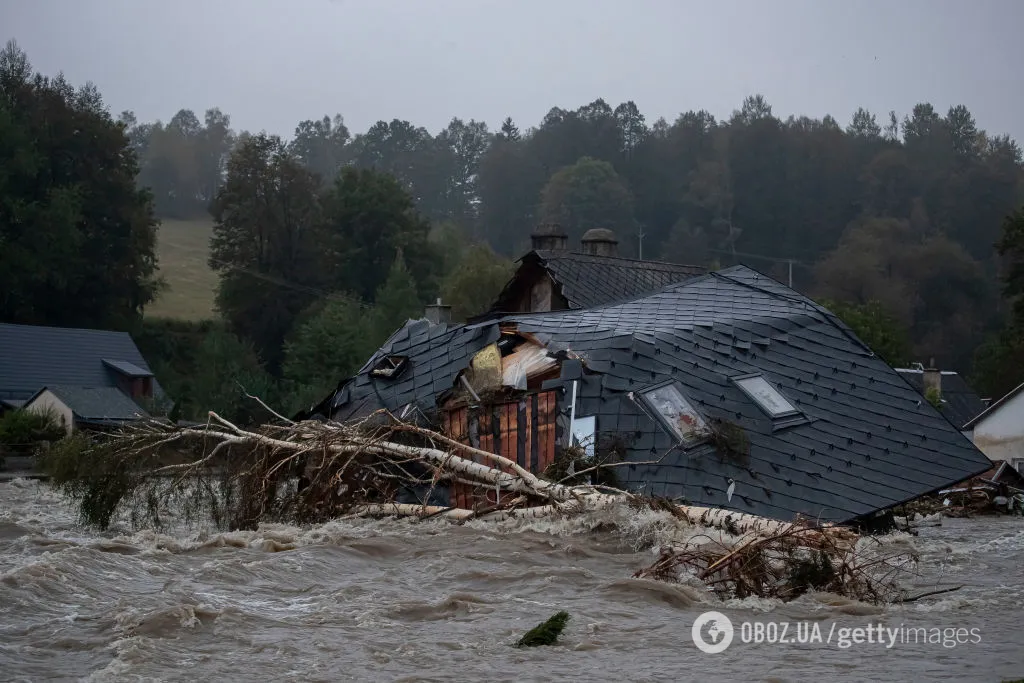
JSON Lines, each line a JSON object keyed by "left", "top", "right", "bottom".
{"left": 370, "top": 355, "right": 409, "bottom": 379}
{"left": 641, "top": 382, "right": 709, "bottom": 445}
{"left": 734, "top": 374, "right": 798, "bottom": 418}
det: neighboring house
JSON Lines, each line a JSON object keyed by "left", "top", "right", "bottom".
{"left": 0, "top": 322, "right": 163, "bottom": 428}
{"left": 309, "top": 264, "right": 991, "bottom": 525}
{"left": 490, "top": 225, "right": 705, "bottom": 313}
{"left": 23, "top": 385, "right": 150, "bottom": 435}
{"left": 894, "top": 365, "right": 988, "bottom": 436}
{"left": 964, "top": 381, "right": 1024, "bottom": 474}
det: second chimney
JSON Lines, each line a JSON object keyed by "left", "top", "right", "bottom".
{"left": 424, "top": 297, "right": 452, "bottom": 325}
{"left": 580, "top": 228, "right": 619, "bottom": 257}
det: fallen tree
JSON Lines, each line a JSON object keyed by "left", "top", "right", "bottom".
{"left": 41, "top": 408, "right": 911, "bottom": 603}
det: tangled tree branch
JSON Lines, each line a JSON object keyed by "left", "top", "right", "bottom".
{"left": 41, "top": 408, "right": 917, "bottom": 603}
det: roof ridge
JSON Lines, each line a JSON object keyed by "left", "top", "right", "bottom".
{"left": 707, "top": 267, "right": 878, "bottom": 356}
{"left": 0, "top": 321, "right": 133, "bottom": 336}
{"left": 964, "top": 379, "right": 1024, "bottom": 429}
{"left": 536, "top": 250, "right": 703, "bottom": 271}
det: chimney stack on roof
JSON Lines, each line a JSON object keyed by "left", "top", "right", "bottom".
{"left": 424, "top": 297, "right": 451, "bottom": 325}
{"left": 923, "top": 357, "right": 941, "bottom": 394}
{"left": 580, "top": 228, "right": 619, "bottom": 257}
{"left": 530, "top": 223, "right": 569, "bottom": 252}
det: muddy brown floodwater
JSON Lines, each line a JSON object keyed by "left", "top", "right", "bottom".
{"left": 1, "top": 478, "right": 1022, "bottom": 682}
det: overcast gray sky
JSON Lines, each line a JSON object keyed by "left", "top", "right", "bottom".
{"left": 2, "top": 0, "right": 1022, "bottom": 141}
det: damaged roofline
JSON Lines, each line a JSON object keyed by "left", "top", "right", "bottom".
{"left": 315, "top": 263, "right": 995, "bottom": 526}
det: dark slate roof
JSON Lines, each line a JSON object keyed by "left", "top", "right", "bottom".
{"left": 323, "top": 265, "right": 992, "bottom": 524}
{"left": 0, "top": 323, "right": 163, "bottom": 402}
{"left": 894, "top": 369, "right": 987, "bottom": 430}
{"left": 494, "top": 250, "right": 705, "bottom": 311}
{"left": 31, "top": 385, "right": 149, "bottom": 421}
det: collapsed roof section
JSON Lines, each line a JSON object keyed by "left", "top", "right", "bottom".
{"left": 321, "top": 265, "right": 992, "bottom": 524}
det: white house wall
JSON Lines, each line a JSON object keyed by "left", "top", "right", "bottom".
{"left": 24, "top": 390, "right": 75, "bottom": 437}
{"left": 972, "top": 389, "right": 1024, "bottom": 465}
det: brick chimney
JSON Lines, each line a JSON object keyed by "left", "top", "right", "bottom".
{"left": 922, "top": 358, "right": 941, "bottom": 395}
{"left": 580, "top": 228, "right": 618, "bottom": 257}
{"left": 530, "top": 223, "right": 568, "bottom": 251}
{"left": 424, "top": 297, "right": 451, "bottom": 325}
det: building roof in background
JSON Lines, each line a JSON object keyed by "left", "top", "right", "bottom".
{"left": 491, "top": 250, "right": 706, "bottom": 311}
{"left": 0, "top": 322, "right": 161, "bottom": 402}
{"left": 102, "top": 359, "right": 153, "bottom": 378}
{"left": 323, "top": 265, "right": 991, "bottom": 524}
{"left": 963, "top": 380, "right": 1024, "bottom": 430}
{"left": 29, "top": 385, "right": 149, "bottom": 422}
{"left": 894, "top": 368, "right": 988, "bottom": 430}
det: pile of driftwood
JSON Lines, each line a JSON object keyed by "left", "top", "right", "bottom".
{"left": 44, "top": 409, "right": 913, "bottom": 604}
{"left": 898, "top": 488, "right": 1024, "bottom": 519}
{"left": 633, "top": 524, "right": 914, "bottom": 603}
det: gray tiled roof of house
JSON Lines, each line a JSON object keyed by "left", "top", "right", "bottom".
{"left": 494, "top": 250, "right": 706, "bottom": 311}
{"left": 894, "top": 369, "right": 987, "bottom": 430}
{"left": 320, "top": 265, "right": 991, "bottom": 525}
{"left": 34, "top": 385, "right": 149, "bottom": 421}
{"left": 0, "top": 323, "right": 162, "bottom": 402}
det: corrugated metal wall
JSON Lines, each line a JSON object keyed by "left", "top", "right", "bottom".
{"left": 442, "top": 391, "right": 559, "bottom": 510}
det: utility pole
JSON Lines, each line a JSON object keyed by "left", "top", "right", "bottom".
{"left": 637, "top": 226, "right": 646, "bottom": 260}
{"left": 787, "top": 259, "right": 793, "bottom": 288}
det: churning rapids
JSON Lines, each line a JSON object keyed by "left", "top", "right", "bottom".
{"left": 1, "top": 479, "right": 1022, "bottom": 682}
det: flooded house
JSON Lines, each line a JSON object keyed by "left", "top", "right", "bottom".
{"left": 306, "top": 236, "right": 993, "bottom": 525}
{"left": 0, "top": 322, "right": 160, "bottom": 432}
{"left": 964, "top": 381, "right": 1024, "bottom": 476}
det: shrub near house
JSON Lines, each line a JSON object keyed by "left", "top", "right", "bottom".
{"left": 0, "top": 408, "right": 64, "bottom": 468}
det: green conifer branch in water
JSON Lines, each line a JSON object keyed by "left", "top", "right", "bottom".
{"left": 515, "top": 611, "right": 570, "bottom": 648}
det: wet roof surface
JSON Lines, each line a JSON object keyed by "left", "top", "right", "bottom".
{"left": 34, "top": 385, "right": 149, "bottom": 421}
{"left": 327, "top": 265, "right": 992, "bottom": 523}
{"left": 0, "top": 323, "right": 161, "bottom": 401}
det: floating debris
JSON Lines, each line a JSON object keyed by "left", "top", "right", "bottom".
{"left": 41, "top": 411, "right": 914, "bottom": 603}
{"left": 515, "top": 611, "right": 570, "bottom": 648}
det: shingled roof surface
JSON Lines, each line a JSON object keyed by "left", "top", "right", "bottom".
{"left": 894, "top": 369, "right": 987, "bottom": 430}
{"left": 0, "top": 323, "right": 161, "bottom": 402}
{"left": 33, "top": 385, "right": 149, "bottom": 422}
{"left": 503, "top": 250, "right": 705, "bottom": 310}
{"left": 326, "top": 265, "right": 991, "bottom": 524}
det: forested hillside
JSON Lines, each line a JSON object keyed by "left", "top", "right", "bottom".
{"left": 4, "top": 37, "right": 1023, "bottom": 422}
{"left": 121, "top": 95, "right": 1023, "bottom": 380}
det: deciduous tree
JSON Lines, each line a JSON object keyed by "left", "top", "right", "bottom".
{"left": 538, "top": 156, "right": 635, "bottom": 248}
{"left": 209, "top": 133, "right": 322, "bottom": 370}
{"left": 0, "top": 40, "right": 160, "bottom": 329}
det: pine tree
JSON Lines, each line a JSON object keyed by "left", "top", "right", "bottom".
{"left": 370, "top": 249, "right": 422, "bottom": 343}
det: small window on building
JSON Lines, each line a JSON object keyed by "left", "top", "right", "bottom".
{"left": 370, "top": 355, "right": 409, "bottom": 379}
{"left": 571, "top": 415, "right": 596, "bottom": 458}
{"left": 734, "top": 374, "right": 799, "bottom": 418}
{"left": 641, "top": 382, "right": 709, "bottom": 445}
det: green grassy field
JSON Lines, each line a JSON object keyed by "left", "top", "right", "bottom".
{"left": 146, "top": 218, "right": 219, "bottom": 320}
